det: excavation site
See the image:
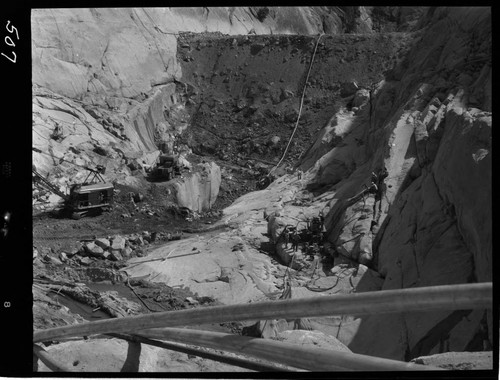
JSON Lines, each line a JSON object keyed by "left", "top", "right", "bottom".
{"left": 31, "top": 7, "right": 492, "bottom": 373}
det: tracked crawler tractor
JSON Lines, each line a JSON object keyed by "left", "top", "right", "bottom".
{"left": 148, "top": 154, "right": 181, "bottom": 181}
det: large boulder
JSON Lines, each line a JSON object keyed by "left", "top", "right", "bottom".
{"left": 111, "top": 236, "right": 126, "bottom": 251}
{"left": 109, "top": 251, "right": 123, "bottom": 262}
{"left": 270, "top": 135, "right": 281, "bottom": 146}
{"left": 84, "top": 242, "right": 105, "bottom": 258}
{"left": 94, "top": 238, "right": 111, "bottom": 250}
{"left": 173, "top": 161, "right": 221, "bottom": 213}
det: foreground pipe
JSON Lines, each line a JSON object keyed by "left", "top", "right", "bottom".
{"left": 107, "top": 333, "right": 298, "bottom": 372}
{"left": 138, "top": 328, "right": 443, "bottom": 371}
{"left": 34, "top": 283, "right": 492, "bottom": 344}
{"left": 33, "top": 344, "right": 73, "bottom": 372}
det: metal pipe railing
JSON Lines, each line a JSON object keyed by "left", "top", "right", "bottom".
{"left": 33, "top": 283, "right": 492, "bottom": 344}
{"left": 138, "top": 328, "right": 443, "bottom": 371}
{"left": 107, "top": 333, "right": 299, "bottom": 372}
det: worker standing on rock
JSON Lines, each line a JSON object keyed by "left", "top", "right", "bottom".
{"left": 369, "top": 177, "right": 378, "bottom": 194}
{"left": 378, "top": 167, "right": 388, "bottom": 183}
{"left": 319, "top": 211, "right": 325, "bottom": 232}
{"left": 376, "top": 167, "right": 388, "bottom": 197}
{"left": 129, "top": 192, "right": 137, "bottom": 209}
{"left": 282, "top": 226, "right": 290, "bottom": 248}
{"left": 297, "top": 169, "right": 303, "bottom": 181}
{"left": 374, "top": 167, "right": 388, "bottom": 216}
{"left": 291, "top": 230, "right": 300, "bottom": 252}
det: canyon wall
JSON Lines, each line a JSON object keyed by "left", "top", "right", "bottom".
{"left": 299, "top": 7, "right": 491, "bottom": 359}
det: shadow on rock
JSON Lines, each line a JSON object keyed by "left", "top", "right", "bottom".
{"left": 120, "top": 341, "right": 142, "bottom": 372}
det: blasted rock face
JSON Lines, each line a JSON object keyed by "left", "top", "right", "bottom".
{"left": 173, "top": 162, "right": 221, "bottom": 213}
{"left": 32, "top": 9, "right": 180, "bottom": 99}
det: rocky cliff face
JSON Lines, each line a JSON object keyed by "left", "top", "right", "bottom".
{"left": 299, "top": 7, "right": 492, "bottom": 359}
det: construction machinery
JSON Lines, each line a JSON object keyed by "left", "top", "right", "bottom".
{"left": 148, "top": 154, "right": 181, "bottom": 181}
{"left": 256, "top": 170, "right": 276, "bottom": 190}
{"left": 32, "top": 161, "right": 114, "bottom": 220}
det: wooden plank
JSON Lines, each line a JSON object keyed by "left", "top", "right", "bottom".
{"left": 107, "top": 333, "right": 298, "bottom": 372}
{"left": 167, "top": 250, "right": 201, "bottom": 259}
{"left": 33, "top": 282, "right": 492, "bottom": 344}
{"left": 138, "top": 328, "right": 444, "bottom": 371}
{"left": 33, "top": 344, "right": 73, "bottom": 372}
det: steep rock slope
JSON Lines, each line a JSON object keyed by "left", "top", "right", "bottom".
{"left": 178, "top": 31, "right": 414, "bottom": 164}
{"left": 299, "top": 7, "right": 491, "bottom": 359}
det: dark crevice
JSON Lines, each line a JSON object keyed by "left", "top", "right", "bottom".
{"left": 408, "top": 309, "right": 473, "bottom": 360}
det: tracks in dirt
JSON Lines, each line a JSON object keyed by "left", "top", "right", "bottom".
{"left": 33, "top": 233, "right": 97, "bottom": 243}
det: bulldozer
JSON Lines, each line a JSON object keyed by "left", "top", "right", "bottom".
{"left": 32, "top": 163, "right": 114, "bottom": 220}
{"left": 148, "top": 154, "right": 181, "bottom": 181}
{"left": 256, "top": 173, "right": 276, "bottom": 190}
